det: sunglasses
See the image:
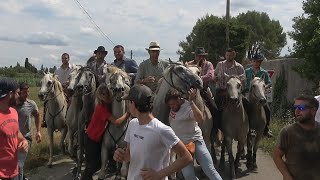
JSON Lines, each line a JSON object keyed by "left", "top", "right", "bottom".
{"left": 293, "top": 104, "right": 311, "bottom": 111}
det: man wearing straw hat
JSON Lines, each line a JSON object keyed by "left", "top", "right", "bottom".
{"left": 135, "top": 41, "right": 169, "bottom": 92}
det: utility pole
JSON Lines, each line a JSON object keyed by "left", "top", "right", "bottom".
{"left": 226, "top": 0, "right": 230, "bottom": 48}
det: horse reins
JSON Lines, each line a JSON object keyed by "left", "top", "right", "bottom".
{"left": 163, "top": 66, "right": 190, "bottom": 95}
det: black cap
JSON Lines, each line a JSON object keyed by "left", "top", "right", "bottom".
{"left": 122, "top": 84, "right": 153, "bottom": 106}
{"left": 252, "top": 54, "right": 265, "bottom": 61}
{"left": 0, "top": 77, "right": 19, "bottom": 99}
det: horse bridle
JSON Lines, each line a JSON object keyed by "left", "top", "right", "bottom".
{"left": 42, "top": 79, "right": 63, "bottom": 102}
{"left": 79, "top": 67, "right": 98, "bottom": 96}
{"left": 108, "top": 73, "right": 131, "bottom": 95}
{"left": 163, "top": 66, "right": 192, "bottom": 95}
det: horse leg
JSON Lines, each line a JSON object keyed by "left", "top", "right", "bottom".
{"left": 47, "top": 127, "right": 54, "bottom": 168}
{"left": 97, "top": 142, "right": 108, "bottom": 179}
{"left": 225, "top": 137, "right": 236, "bottom": 179}
{"left": 219, "top": 139, "right": 226, "bottom": 169}
{"left": 210, "top": 128, "right": 218, "bottom": 164}
{"left": 252, "top": 134, "right": 262, "bottom": 169}
{"left": 60, "top": 125, "right": 68, "bottom": 155}
{"left": 235, "top": 141, "right": 244, "bottom": 170}
{"left": 246, "top": 132, "right": 254, "bottom": 170}
{"left": 68, "top": 128, "right": 75, "bottom": 158}
{"left": 75, "top": 129, "right": 84, "bottom": 179}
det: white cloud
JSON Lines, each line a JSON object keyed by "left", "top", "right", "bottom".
{"left": 0, "top": 32, "right": 70, "bottom": 46}
{"left": 0, "top": 0, "right": 305, "bottom": 68}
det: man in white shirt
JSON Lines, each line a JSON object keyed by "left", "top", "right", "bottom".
{"left": 113, "top": 84, "right": 192, "bottom": 180}
{"left": 54, "top": 53, "right": 73, "bottom": 88}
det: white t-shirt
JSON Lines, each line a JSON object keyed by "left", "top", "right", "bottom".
{"left": 169, "top": 101, "right": 203, "bottom": 144}
{"left": 315, "top": 95, "right": 320, "bottom": 123}
{"left": 124, "top": 118, "right": 180, "bottom": 180}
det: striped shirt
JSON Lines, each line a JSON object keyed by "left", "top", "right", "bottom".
{"left": 215, "top": 60, "right": 246, "bottom": 89}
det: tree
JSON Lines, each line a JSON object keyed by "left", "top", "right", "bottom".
{"left": 289, "top": 0, "right": 320, "bottom": 83}
{"left": 178, "top": 14, "right": 249, "bottom": 65}
{"left": 236, "top": 11, "right": 287, "bottom": 59}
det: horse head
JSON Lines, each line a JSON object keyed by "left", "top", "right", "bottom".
{"left": 105, "top": 66, "right": 131, "bottom": 101}
{"left": 186, "top": 64, "right": 202, "bottom": 76}
{"left": 226, "top": 74, "right": 242, "bottom": 102}
{"left": 66, "top": 65, "right": 83, "bottom": 96}
{"left": 38, "top": 73, "right": 62, "bottom": 101}
{"left": 76, "top": 67, "right": 98, "bottom": 95}
{"left": 163, "top": 63, "right": 203, "bottom": 94}
{"left": 249, "top": 77, "right": 267, "bottom": 105}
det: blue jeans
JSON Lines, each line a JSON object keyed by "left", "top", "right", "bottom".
{"left": 18, "top": 139, "right": 32, "bottom": 180}
{"left": 181, "top": 140, "right": 222, "bottom": 180}
{"left": 0, "top": 176, "right": 19, "bottom": 180}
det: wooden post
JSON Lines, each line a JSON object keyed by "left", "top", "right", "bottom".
{"left": 226, "top": 0, "right": 230, "bottom": 48}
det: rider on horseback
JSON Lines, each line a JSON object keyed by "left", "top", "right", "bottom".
{"left": 244, "top": 45, "right": 273, "bottom": 137}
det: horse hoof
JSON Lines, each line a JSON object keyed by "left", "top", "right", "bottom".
{"left": 253, "top": 162, "right": 258, "bottom": 169}
{"left": 47, "top": 164, "right": 52, "bottom": 168}
{"left": 72, "top": 167, "right": 77, "bottom": 175}
{"left": 246, "top": 161, "right": 254, "bottom": 170}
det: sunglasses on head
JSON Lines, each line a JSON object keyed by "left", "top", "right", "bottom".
{"left": 293, "top": 104, "right": 311, "bottom": 111}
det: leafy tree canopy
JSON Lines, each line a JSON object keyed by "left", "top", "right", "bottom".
{"left": 179, "top": 11, "right": 287, "bottom": 65}
{"left": 289, "top": 0, "right": 320, "bottom": 82}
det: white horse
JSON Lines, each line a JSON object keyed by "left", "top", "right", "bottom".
{"left": 219, "top": 75, "right": 249, "bottom": 179}
{"left": 38, "top": 72, "right": 68, "bottom": 168}
{"left": 245, "top": 77, "right": 267, "bottom": 170}
{"left": 98, "top": 66, "right": 130, "bottom": 179}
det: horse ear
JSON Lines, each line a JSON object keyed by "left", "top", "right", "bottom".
{"left": 251, "top": 73, "right": 255, "bottom": 81}
{"left": 260, "top": 74, "right": 265, "bottom": 82}
{"left": 42, "top": 70, "right": 46, "bottom": 75}
{"left": 224, "top": 73, "right": 230, "bottom": 79}
{"left": 169, "top": 58, "right": 173, "bottom": 64}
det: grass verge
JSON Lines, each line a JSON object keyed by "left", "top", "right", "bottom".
{"left": 259, "top": 118, "right": 288, "bottom": 155}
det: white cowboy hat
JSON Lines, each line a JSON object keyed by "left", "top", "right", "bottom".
{"left": 145, "top": 41, "right": 161, "bottom": 51}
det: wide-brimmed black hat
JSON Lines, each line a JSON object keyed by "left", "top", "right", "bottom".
{"left": 192, "top": 47, "right": 208, "bottom": 56}
{"left": 94, "top": 46, "right": 108, "bottom": 54}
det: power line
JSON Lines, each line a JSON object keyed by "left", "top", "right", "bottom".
{"left": 73, "top": 0, "right": 115, "bottom": 45}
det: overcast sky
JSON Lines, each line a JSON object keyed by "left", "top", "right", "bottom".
{"left": 0, "top": 0, "right": 304, "bottom": 68}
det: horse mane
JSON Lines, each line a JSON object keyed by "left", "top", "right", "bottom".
{"left": 163, "top": 64, "right": 175, "bottom": 76}
{"left": 108, "top": 66, "right": 128, "bottom": 78}
{"left": 50, "top": 74, "right": 66, "bottom": 101}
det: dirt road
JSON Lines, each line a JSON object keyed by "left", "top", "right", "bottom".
{"left": 27, "top": 145, "right": 282, "bottom": 180}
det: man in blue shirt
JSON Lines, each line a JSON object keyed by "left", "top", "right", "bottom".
{"left": 111, "top": 45, "right": 138, "bottom": 85}
{"left": 245, "top": 53, "right": 273, "bottom": 137}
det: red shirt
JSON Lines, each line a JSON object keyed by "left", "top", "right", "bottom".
{"left": 86, "top": 103, "right": 112, "bottom": 143}
{"left": 0, "top": 107, "right": 19, "bottom": 178}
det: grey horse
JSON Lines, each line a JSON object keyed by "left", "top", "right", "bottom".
{"left": 219, "top": 75, "right": 249, "bottom": 179}
{"left": 75, "top": 67, "right": 98, "bottom": 179}
{"left": 98, "top": 66, "right": 131, "bottom": 180}
{"left": 245, "top": 77, "right": 267, "bottom": 170}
